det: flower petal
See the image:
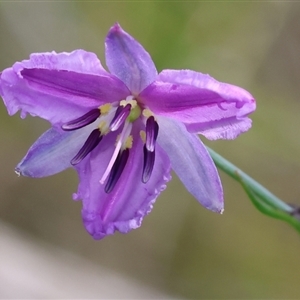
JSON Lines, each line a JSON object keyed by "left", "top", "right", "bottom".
{"left": 20, "top": 49, "right": 106, "bottom": 75}
{"left": 140, "top": 69, "right": 256, "bottom": 139}
{"left": 16, "top": 124, "right": 94, "bottom": 178}
{"left": 0, "top": 50, "right": 130, "bottom": 127}
{"left": 105, "top": 23, "right": 157, "bottom": 94}
{"left": 156, "top": 116, "right": 223, "bottom": 213}
{"left": 74, "top": 122, "right": 171, "bottom": 240}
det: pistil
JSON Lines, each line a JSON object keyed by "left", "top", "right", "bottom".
{"left": 100, "top": 121, "right": 133, "bottom": 186}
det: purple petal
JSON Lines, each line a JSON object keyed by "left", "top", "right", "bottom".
{"left": 16, "top": 124, "right": 95, "bottom": 178}
{"left": 74, "top": 122, "right": 171, "bottom": 240}
{"left": 156, "top": 116, "right": 224, "bottom": 213}
{"left": 0, "top": 50, "right": 129, "bottom": 127}
{"left": 140, "top": 69, "right": 256, "bottom": 140}
{"left": 105, "top": 23, "right": 157, "bottom": 94}
{"left": 21, "top": 68, "right": 129, "bottom": 105}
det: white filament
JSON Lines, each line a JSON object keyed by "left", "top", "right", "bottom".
{"left": 99, "top": 121, "right": 132, "bottom": 184}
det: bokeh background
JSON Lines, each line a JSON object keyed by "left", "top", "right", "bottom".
{"left": 1, "top": 1, "right": 300, "bottom": 299}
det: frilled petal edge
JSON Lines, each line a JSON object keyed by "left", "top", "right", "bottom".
{"left": 156, "top": 116, "right": 224, "bottom": 213}
{"left": 140, "top": 69, "right": 256, "bottom": 140}
{"left": 73, "top": 122, "right": 171, "bottom": 240}
{"left": 0, "top": 50, "right": 130, "bottom": 127}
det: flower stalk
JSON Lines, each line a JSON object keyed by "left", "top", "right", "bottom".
{"left": 207, "top": 147, "right": 300, "bottom": 233}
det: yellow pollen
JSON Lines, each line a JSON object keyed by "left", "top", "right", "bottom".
{"left": 120, "top": 99, "right": 137, "bottom": 108}
{"left": 140, "top": 130, "right": 146, "bottom": 143}
{"left": 100, "top": 103, "right": 112, "bottom": 114}
{"left": 129, "top": 99, "right": 137, "bottom": 108}
{"left": 125, "top": 135, "right": 133, "bottom": 149}
{"left": 114, "top": 134, "right": 133, "bottom": 149}
{"left": 98, "top": 121, "right": 108, "bottom": 134}
{"left": 142, "top": 109, "right": 153, "bottom": 118}
{"left": 120, "top": 100, "right": 126, "bottom": 107}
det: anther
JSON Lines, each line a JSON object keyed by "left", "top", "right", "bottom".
{"left": 141, "top": 116, "right": 158, "bottom": 182}
{"left": 142, "top": 145, "right": 155, "bottom": 183}
{"left": 145, "top": 116, "right": 159, "bottom": 152}
{"left": 105, "top": 149, "right": 129, "bottom": 193}
{"left": 62, "top": 109, "right": 100, "bottom": 131}
{"left": 110, "top": 104, "right": 131, "bottom": 132}
{"left": 71, "top": 129, "right": 102, "bottom": 165}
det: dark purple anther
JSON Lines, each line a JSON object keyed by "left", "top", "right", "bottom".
{"left": 142, "top": 145, "right": 155, "bottom": 183}
{"left": 71, "top": 129, "right": 102, "bottom": 165}
{"left": 110, "top": 104, "right": 131, "bottom": 132}
{"left": 145, "top": 116, "right": 159, "bottom": 152}
{"left": 105, "top": 149, "right": 129, "bottom": 193}
{"left": 62, "top": 108, "right": 100, "bottom": 131}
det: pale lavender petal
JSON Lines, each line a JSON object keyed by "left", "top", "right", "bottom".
{"left": 74, "top": 122, "right": 171, "bottom": 240}
{"left": 156, "top": 116, "right": 224, "bottom": 213}
{"left": 16, "top": 123, "right": 95, "bottom": 178}
{"left": 0, "top": 50, "right": 130, "bottom": 127}
{"left": 140, "top": 69, "right": 256, "bottom": 140}
{"left": 105, "top": 23, "right": 157, "bottom": 94}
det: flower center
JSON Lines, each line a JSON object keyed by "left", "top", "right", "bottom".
{"left": 61, "top": 95, "right": 158, "bottom": 193}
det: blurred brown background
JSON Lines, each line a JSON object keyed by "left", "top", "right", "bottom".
{"left": 1, "top": 2, "right": 300, "bottom": 299}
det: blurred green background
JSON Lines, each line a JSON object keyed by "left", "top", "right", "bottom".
{"left": 1, "top": 1, "right": 300, "bottom": 299}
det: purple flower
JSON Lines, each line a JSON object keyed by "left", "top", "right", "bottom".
{"left": 0, "top": 24, "right": 255, "bottom": 239}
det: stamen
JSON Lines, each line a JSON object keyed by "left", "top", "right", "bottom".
{"left": 105, "top": 149, "right": 129, "bottom": 193}
{"left": 98, "top": 121, "right": 108, "bottom": 134}
{"left": 62, "top": 109, "right": 100, "bottom": 131}
{"left": 71, "top": 129, "right": 102, "bottom": 165}
{"left": 109, "top": 104, "right": 131, "bottom": 132}
{"left": 145, "top": 116, "right": 159, "bottom": 152}
{"left": 120, "top": 95, "right": 134, "bottom": 107}
{"left": 140, "top": 130, "right": 146, "bottom": 143}
{"left": 142, "top": 145, "right": 155, "bottom": 183}
{"left": 124, "top": 135, "right": 133, "bottom": 149}
{"left": 142, "top": 109, "right": 153, "bottom": 118}
{"left": 100, "top": 122, "right": 132, "bottom": 184}
{"left": 120, "top": 99, "right": 137, "bottom": 108}
{"left": 100, "top": 103, "right": 112, "bottom": 114}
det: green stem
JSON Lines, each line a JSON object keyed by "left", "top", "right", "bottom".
{"left": 207, "top": 147, "right": 293, "bottom": 213}
{"left": 235, "top": 169, "right": 300, "bottom": 233}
